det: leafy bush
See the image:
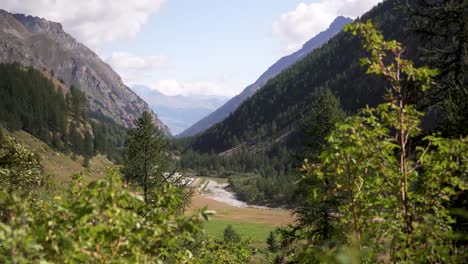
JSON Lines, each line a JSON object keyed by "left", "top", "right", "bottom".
{"left": 0, "top": 169, "right": 212, "bottom": 263}
{"left": 0, "top": 130, "right": 49, "bottom": 194}
{"left": 282, "top": 21, "right": 468, "bottom": 263}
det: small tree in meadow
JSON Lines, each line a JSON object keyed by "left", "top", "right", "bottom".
{"left": 267, "top": 231, "right": 279, "bottom": 253}
{"left": 223, "top": 224, "right": 242, "bottom": 244}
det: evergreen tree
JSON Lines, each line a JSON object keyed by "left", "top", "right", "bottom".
{"left": 70, "top": 85, "right": 86, "bottom": 121}
{"left": 123, "top": 111, "right": 168, "bottom": 204}
{"left": 69, "top": 122, "right": 83, "bottom": 155}
{"left": 301, "top": 88, "right": 345, "bottom": 160}
{"left": 0, "top": 63, "right": 128, "bottom": 162}
{"left": 83, "top": 132, "right": 94, "bottom": 159}
{"left": 266, "top": 231, "right": 279, "bottom": 253}
{"left": 82, "top": 132, "right": 93, "bottom": 167}
{"left": 223, "top": 224, "right": 241, "bottom": 244}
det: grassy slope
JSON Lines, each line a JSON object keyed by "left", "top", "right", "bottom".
{"left": 11, "top": 130, "right": 113, "bottom": 187}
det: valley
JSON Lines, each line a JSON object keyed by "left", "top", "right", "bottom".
{"left": 0, "top": 0, "right": 466, "bottom": 263}
{"left": 188, "top": 177, "right": 294, "bottom": 249}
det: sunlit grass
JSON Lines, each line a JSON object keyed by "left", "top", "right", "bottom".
{"left": 203, "top": 217, "right": 275, "bottom": 249}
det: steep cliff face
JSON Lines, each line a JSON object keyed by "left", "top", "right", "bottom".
{"left": 178, "top": 16, "right": 353, "bottom": 138}
{"left": 0, "top": 9, "right": 170, "bottom": 135}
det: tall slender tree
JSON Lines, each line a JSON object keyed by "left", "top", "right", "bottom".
{"left": 83, "top": 131, "right": 94, "bottom": 167}
{"left": 123, "top": 111, "right": 169, "bottom": 204}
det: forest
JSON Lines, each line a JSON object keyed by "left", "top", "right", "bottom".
{"left": 0, "top": 63, "right": 127, "bottom": 164}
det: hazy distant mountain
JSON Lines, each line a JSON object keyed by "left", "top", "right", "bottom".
{"left": 0, "top": 9, "right": 170, "bottom": 134}
{"left": 179, "top": 16, "right": 353, "bottom": 138}
{"left": 132, "top": 85, "right": 228, "bottom": 135}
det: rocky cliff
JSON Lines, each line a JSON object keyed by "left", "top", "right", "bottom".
{"left": 0, "top": 9, "right": 170, "bottom": 135}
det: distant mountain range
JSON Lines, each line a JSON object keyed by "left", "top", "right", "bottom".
{"left": 0, "top": 9, "right": 170, "bottom": 135}
{"left": 132, "top": 86, "right": 228, "bottom": 135}
{"left": 178, "top": 16, "right": 353, "bottom": 138}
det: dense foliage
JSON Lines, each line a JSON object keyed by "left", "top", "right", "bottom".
{"left": 408, "top": 0, "right": 467, "bottom": 137}
{"left": 0, "top": 63, "right": 127, "bottom": 163}
{"left": 280, "top": 21, "right": 468, "bottom": 263}
{"left": 0, "top": 129, "right": 254, "bottom": 263}
{"left": 177, "top": 146, "right": 296, "bottom": 206}
{"left": 0, "top": 129, "right": 49, "bottom": 194}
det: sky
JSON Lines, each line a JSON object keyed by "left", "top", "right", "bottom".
{"left": 2, "top": 0, "right": 382, "bottom": 97}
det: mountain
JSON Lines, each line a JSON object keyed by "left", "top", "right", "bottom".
{"left": 188, "top": 0, "right": 416, "bottom": 154}
{"left": 178, "top": 16, "right": 353, "bottom": 138}
{"left": 0, "top": 9, "right": 170, "bottom": 135}
{"left": 132, "top": 86, "right": 228, "bottom": 135}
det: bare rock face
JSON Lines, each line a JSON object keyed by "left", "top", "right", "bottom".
{"left": 0, "top": 9, "right": 171, "bottom": 135}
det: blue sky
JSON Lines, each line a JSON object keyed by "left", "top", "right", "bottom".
{"left": 101, "top": 0, "right": 307, "bottom": 97}
{"left": 3, "top": 0, "right": 382, "bottom": 97}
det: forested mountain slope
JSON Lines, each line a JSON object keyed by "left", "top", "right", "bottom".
{"left": 0, "top": 63, "right": 127, "bottom": 163}
{"left": 0, "top": 9, "right": 170, "bottom": 135}
{"left": 179, "top": 16, "right": 353, "bottom": 138}
{"left": 189, "top": 0, "right": 415, "bottom": 154}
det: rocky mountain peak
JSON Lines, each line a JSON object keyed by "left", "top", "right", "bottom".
{"left": 0, "top": 9, "right": 171, "bottom": 135}
{"left": 330, "top": 16, "right": 353, "bottom": 29}
{"left": 13, "top": 13, "right": 64, "bottom": 34}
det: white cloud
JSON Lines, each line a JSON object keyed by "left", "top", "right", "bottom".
{"left": 105, "top": 51, "right": 239, "bottom": 97}
{"left": 106, "top": 52, "right": 168, "bottom": 83}
{"left": 273, "top": 0, "right": 382, "bottom": 52}
{"left": 2, "top": 0, "right": 166, "bottom": 49}
{"left": 106, "top": 53, "right": 236, "bottom": 97}
{"left": 146, "top": 79, "right": 238, "bottom": 97}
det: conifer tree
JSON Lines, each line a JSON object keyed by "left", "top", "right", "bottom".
{"left": 301, "top": 88, "right": 345, "bottom": 160}
{"left": 83, "top": 131, "right": 94, "bottom": 167}
{"left": 266, "top": 231, "right": 279, "bottom": 253}
{"left": 223, "top": 224, "right": 241, "bottom": 244}
{"left": 123, "top": 111, "right": 168, "bottom": 204}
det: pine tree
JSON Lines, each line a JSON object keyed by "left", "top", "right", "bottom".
{"left": 123, "top": 111, "right": 168, "bottom": 204}
{"left": 83, "top": 132, "right": 94, "bottom": 158}
{"left": 69, "top": 122, "right": 83, "bottom": 156}
{"left": 70, "top": 86, "right": 86, "bottom": 121}
{"left": 83, "top": 131, "right": 94, "bottom": 167}
{"left": 266, "top": 231, "right": 279, "bottom": 253}
{"left": 223, "top": 224, "right": 241, "bottom": 243}
{"left": 301, "top": 88, "right": 345, "bottom": 160}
